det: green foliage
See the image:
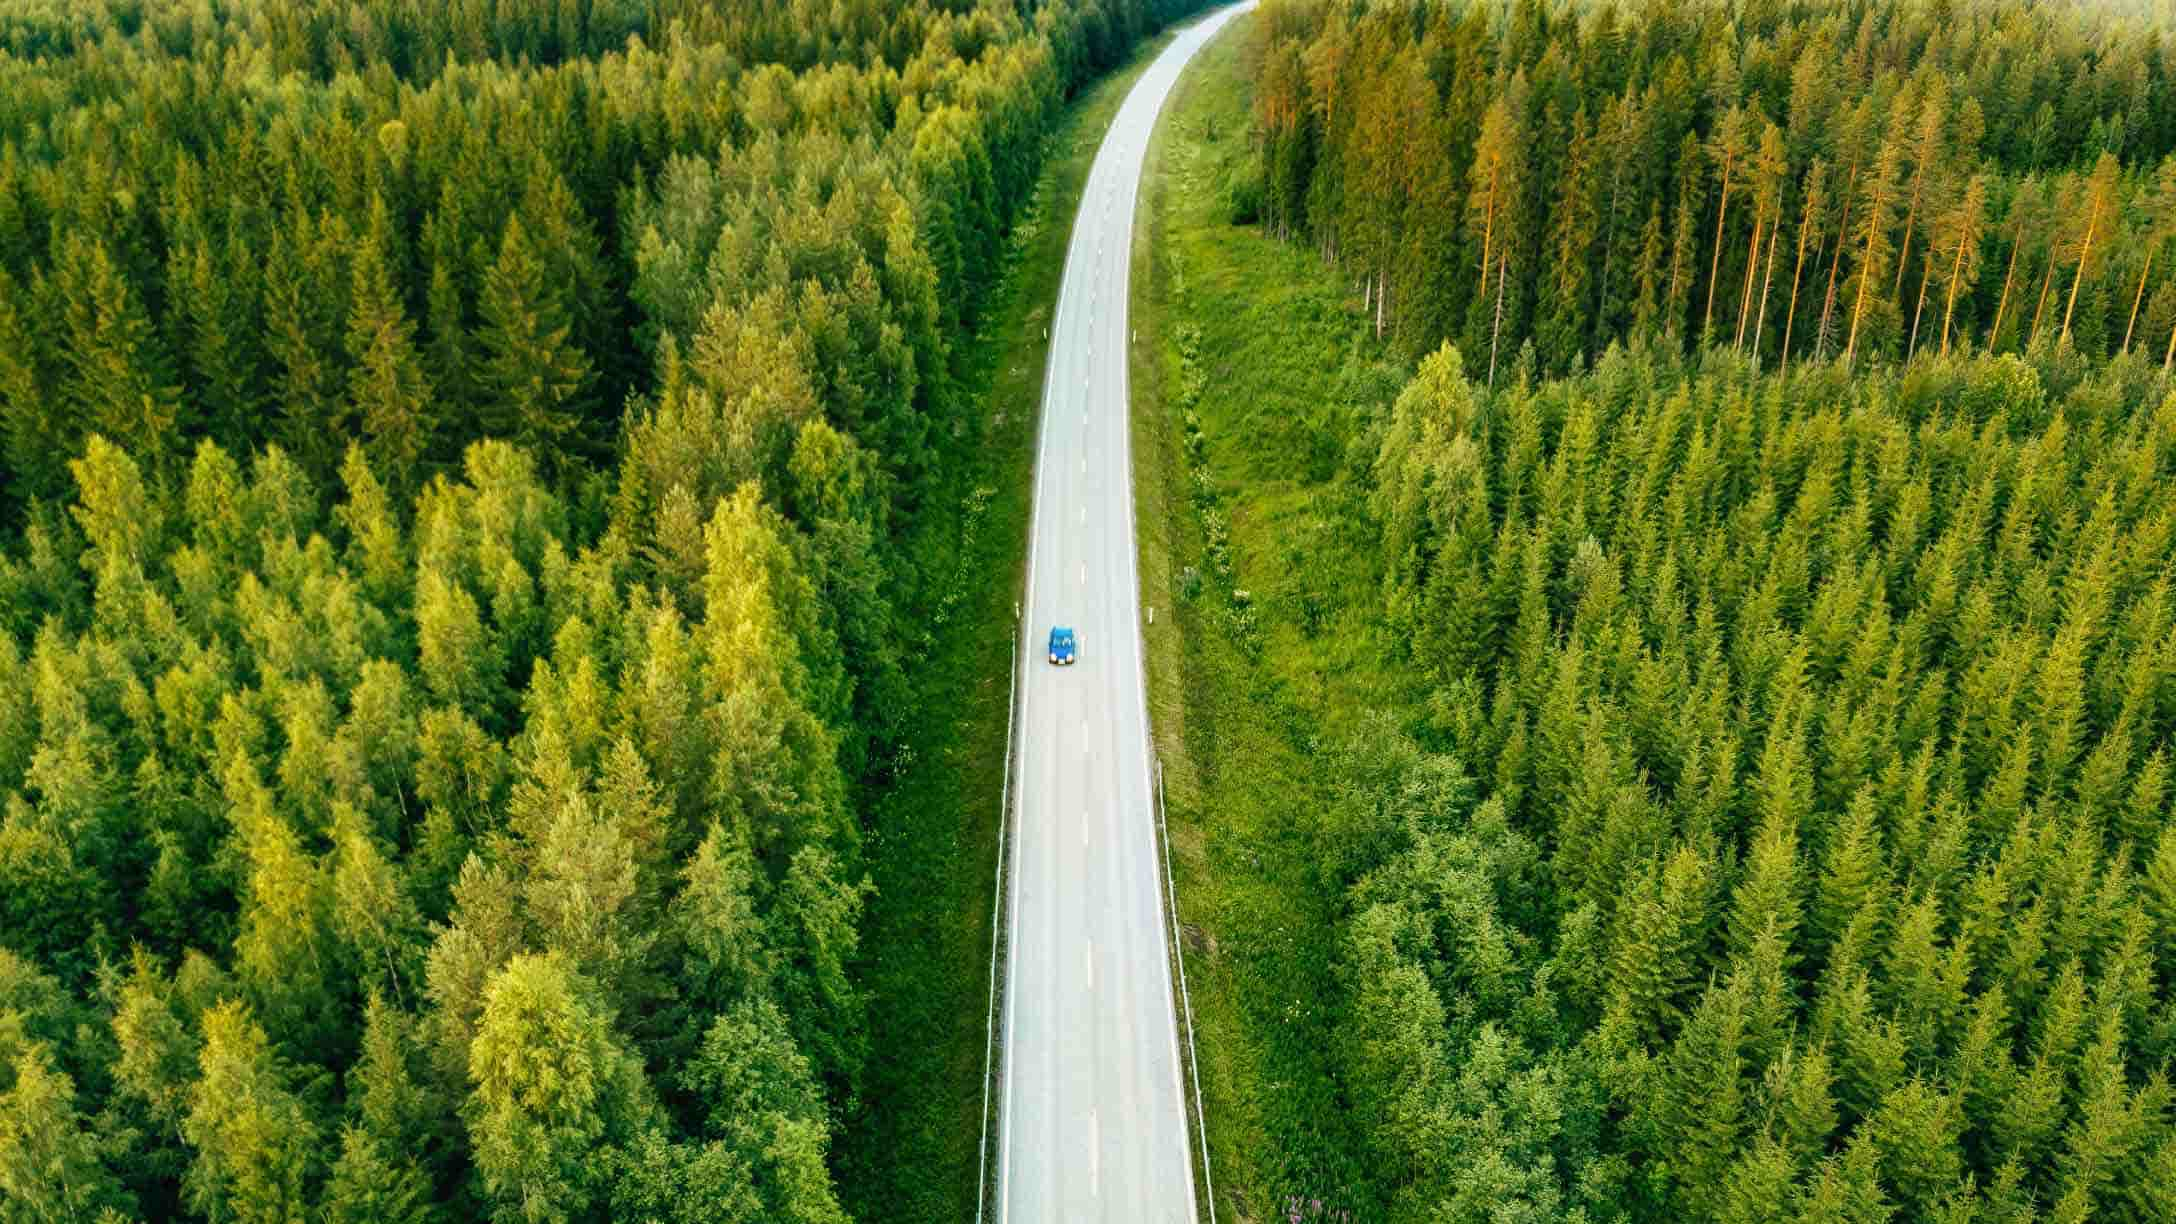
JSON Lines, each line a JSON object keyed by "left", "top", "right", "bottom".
{"left": 0, "top": 2, "right": 1220, "bottom": 1219}
{"left": 1146, "top": 15, "right": 2176, "bottom": 1221}
{"left": 1250, "top": 0, "right": 2176, "bottom": 375}
{"left": 182, "top": 1000, "right": 319, "bottom": 1224}
{"left": 466, "top": 953, "right": 645, "bottom": 1222}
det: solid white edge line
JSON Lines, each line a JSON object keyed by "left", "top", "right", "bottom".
{"left": 1089, "top": 1106, "right": 1101, "bottom": 1197}
{"left": 976, "top": 619, "right": 1016, "bottom": 1224}
{"left": 997, "top": 69, "right": 1087, "bottom": 1224}
{"left": 998, "top": 10, "right": 1248, "bottom": 1221}
{"left": 1116, "top": 9, "right": 1249, "bottom": 1222}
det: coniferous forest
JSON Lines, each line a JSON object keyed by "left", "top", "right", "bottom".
{"left": 0, "top": 0, "right": 1209, "bottom": 1219}
{"left": 1248, "top": 0, "right": 2176, "bottom": 382}
{"left": 1186, "top": 0, "right": 2176, "bottom": 1219}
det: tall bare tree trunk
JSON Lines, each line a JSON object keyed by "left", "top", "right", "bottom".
{"left": 1782, "top": 204, "right": 1816, "bottom": 373}
{"left": 1753, "top": 211, "right": 1782, "bottom": 366}
{"left": 1735, "top": 204, "right": 1763, "bottom": 349}
{"left": 1991, "top": 225, "right": 2024, "bottom": 348}
{"left": 1846, "top": 259, "right": 1872, "bottom": 367}
{"left": 1489, "top": 250, "right": 1508, "bottom": 387}
{"left": 1941, "top": 227, "right": 1971, "bottom": 355}
{"left": 1893, "top": 135, "right": 1932, "bottom": 300}
{"left": 1704, "top": 164, "right": 1735, "bottom": 344}
{"left": 1894, "top": 192, "right": 1923, "bottom": 300}
{"left": 1893, "top": 225, "right": 1914, "bottom": 299}
{"left": 1594, "top": 143, "right": 1628, "bottom": 353}
{"left": 1909, "top": 264, "right": 1933, "bottom": 358}
{"left": 1817, "top": 169, "right": 1859, "bottom": 361}
{"left": 2060, "top": 209, "right": 2101, "bottom": 348}
{"left": 2028, "top": 248, "right": 2058, "bottom": 349}
{"left": 2124, "top": 251, "right": 2154, "bottom": 354}
{"left": 1846, "top": 181, "right": 1893, "bottom": 368}
{"left": 1478, "top": 196, "right": 1496, "bottom": 305}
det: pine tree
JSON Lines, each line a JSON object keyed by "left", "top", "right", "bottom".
{"left": 1702, "top": 104, "right": 1750, "bottom": 346}
{"left": 1865, "top": 1080, "right": 1966, "bottom": 1215}
{"left": 1630, "top": 199, "right": 1668, "bottom": 341}
{"left": 172, "top": 229, "right": 265, "bottom": 456}
{"left": 1933, "top": 175, "right": 1990, "bottom": 355}
{"left": 54, "top": 232, "right": 183, "bottom": 466}
{"left": 683, "top": 999, "right": 851, "bottom": 1223}
{"left": 2122, "top": 156, "right": 2176, "bottom": 354}
{"left": 330, "top": 807, "right": 422, "bottom": 1009}
{"left": 1817, "top": 99, "right": 1879, "bottom": 362}
{"left": 1845, "top": 128, "right": 1906, "bottom": 367}
{"left": 1665, "top": 132, "right": 1708, "bottom": 344}
{"left": 347, "top": 195, "right": 434, "bottom": 497}
{"left": 1744, "top": 123, "right": 1788, "bottom": 361}
{"left": 477, "top": 215, "right": 592, "bottom": 460}
{"left": 260, "top": 211, "right": 353, "bottom": 481}
{"left": 1538, "top": 107, "right": 1599, "bottom": 372}
{"left": 321, "top": 1129, "right": 432, "bottom": 1224}
{"left": 1778, "top": 160, "right": 1828, "bottom": 371}
{"left": 0, "top": 264, "right": 68, "bottom": 499}
{"left": 1814, "top": 790, "right": 1885, "bottom": 962}
{"left": 2059, "top": 152, "right": 2122, "bottom": 350}
{"left": 229, "top": 764, "right": 338, "bottom": 1048}
{"left": 1605, "top": 845, "right": 1715, "bottom": 1044}
{"left": 675, "top": 820, "right": 773, "bottom": 1013}
{"left": 182, "top": 1000, "right": 319, "bottom": 1224}
{"left": 1467, "top": 93, "right": 1526, "bottom": 381}
{"left": 1892, "top": 81, "right": 1951, "bottom": 301}
{"left": 2027, "top": 175, "right": 2082, "bottom": 350}
{"left": 1990, "top": 177, "right": 2045, "bottom": 351}
{"left": 467, "top": 953, "right": 647, "bottom": 1223}
{"left": 1727, "top": 805, "right": 1803, "bottom": 970}
{"left": 768, "top": 846, "right": 872, "bottom": 1094}
{"left": 1590, "top": 92, "right": 1648, "bottom": 348}
{"left": 0, "top": 1040, "right": 132, "bottom": 1220}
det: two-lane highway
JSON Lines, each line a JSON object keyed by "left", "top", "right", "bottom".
{"left": 999, "top": 7, "right": 1247, "bottom": 1221}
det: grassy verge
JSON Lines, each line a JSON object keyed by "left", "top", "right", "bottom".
{"left": 1130, "top": 15, "right": 1420, "bottom": 1220}
{"left": 835, "top": 25, "right": 1196, "bottom": 1221}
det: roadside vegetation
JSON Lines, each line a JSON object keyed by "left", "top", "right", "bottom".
{"left": 1143, "top": 3, "right": 2176, "bottom": 1222}
{"left": 1133, "top": 15, "right": 1410, "bottom": 1217}
{"left": 837, "top": 29, "right": 1195, "bottom": 1218}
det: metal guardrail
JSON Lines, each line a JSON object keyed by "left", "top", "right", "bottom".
{"left": 1156, "top": 755, "right": 1217, "bottom": 1223}
{"left": 975, "top": 620, "right": 1022, "bottom": 1224}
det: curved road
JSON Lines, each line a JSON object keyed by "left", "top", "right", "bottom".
{"left": 1000, "top": 6, "right": 1247, "bottom": 1221}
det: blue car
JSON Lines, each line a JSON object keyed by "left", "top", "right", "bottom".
{"left": 1048, "top": 625, "right": 1078, "bottom": 665}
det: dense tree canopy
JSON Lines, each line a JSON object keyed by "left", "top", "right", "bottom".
{"left": 1149, "top": 2, "right": 2176, "bottom": 1218}
{"left": 0, "top": 0, "right": 1208, "bottom": 1217}
{"left": 1245, "top": 0, "right": 2176, "bottom": 380}
{"left": 1335, "top": 340, "right": 2176, "bottom": 1220}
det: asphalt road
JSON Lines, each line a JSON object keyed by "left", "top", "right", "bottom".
{"left": 999, "top": 7, "right": 1247, "bottom": 1221}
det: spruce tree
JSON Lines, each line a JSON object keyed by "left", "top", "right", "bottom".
{"left": 476, "top": 215, "right": 593, "bottom": 461}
